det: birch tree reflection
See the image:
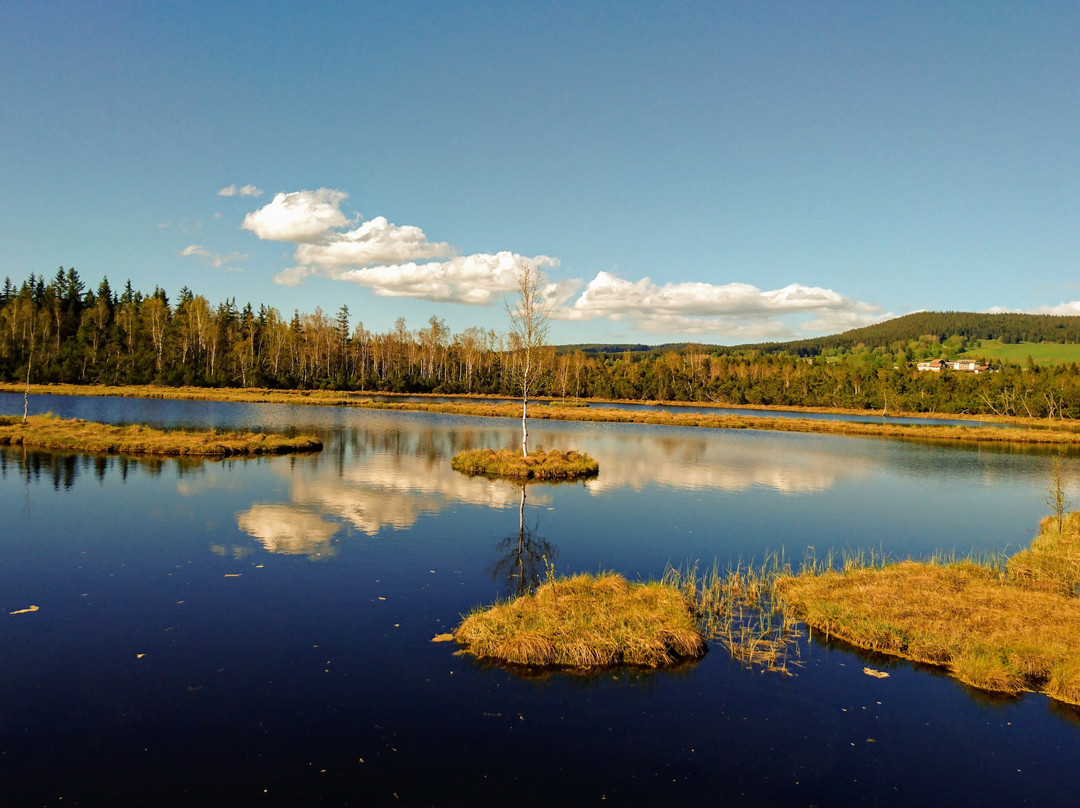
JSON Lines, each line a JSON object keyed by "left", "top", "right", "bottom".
{"left": 492, "top": 483, "right": 557, "bottom": 597}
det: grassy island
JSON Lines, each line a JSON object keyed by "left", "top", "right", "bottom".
{"left": 0, "top": 414, "right": 322, "bottom": 457}
{"left": 454, "top": 571, "right": 706, "bottom": 669}
{"left": 450, "top": 447, "right": 599, "bottom": 480}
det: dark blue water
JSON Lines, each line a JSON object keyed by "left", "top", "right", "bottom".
{"left": 1, "top": 393, "right": 1078, "bottom": 806}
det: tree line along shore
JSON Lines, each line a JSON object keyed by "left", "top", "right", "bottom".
{"left": 5, "top": 269, "right": 1080, "bottom": 419}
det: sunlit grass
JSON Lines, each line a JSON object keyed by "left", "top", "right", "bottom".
{"left": 666, "top": 523, "right": 1080, "bottom": 705}
{"left": 454, "top": 571, "right": 706, "bottom": 669}
{"left": 0, "top": 413, "right": 322, "bottom": 456}
{"left": 450, "top": 447, "right": 599, "bottom": 480}
{"left": 776, "top": 557, "right": 1080, "bottom": 701}
{"left": 1006, "top": 512, "right": 1080, "bottom": 596}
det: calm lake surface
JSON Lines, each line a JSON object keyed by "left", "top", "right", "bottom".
{"left": 2, "top": 393, "right": 1079, "bottom": 807}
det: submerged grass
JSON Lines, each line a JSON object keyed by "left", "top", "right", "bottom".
{"left": 0, "top": 413, "right": 322, "bottom": 456}
{"left": 454, "top": 571, "right": 706, "bottom": 669}
{"left": 450, "top": 447, "right": 599, "bottom": 480}
{"left": 665, "top": 556, "right": 804, "bottom": 675}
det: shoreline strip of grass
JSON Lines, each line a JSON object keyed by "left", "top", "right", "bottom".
{"left": 4, "top": 382, "right": 1080, "bottom": 446}
{"left": 0, "top": 414, "right": 322, "bottom": 457}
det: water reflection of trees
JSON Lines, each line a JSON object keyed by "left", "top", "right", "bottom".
{"left": 0, "top": 447, "right": 209, "bottom": 490}
{"left": 491, "top": 483, "right": 558, "bottom": 598}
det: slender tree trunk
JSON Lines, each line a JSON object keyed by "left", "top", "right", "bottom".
{"left": 23, "top": 347, "right": 32, "bottom": 423}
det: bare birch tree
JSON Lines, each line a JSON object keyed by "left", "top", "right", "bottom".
{"left": 506, "top": 262, "right": 551, "bottom": 457}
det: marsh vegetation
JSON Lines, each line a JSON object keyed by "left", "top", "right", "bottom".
{"left": 666, "top": 513, "right": 1080, "bottom": 705}
{"left": 454, "top": 571, "right": 706, "bottom": 668}
{"left": 0, "top": 413, "right": 322, "bottom": 456}
{"left": 450, "top": 447, "right": 599, "bottom": 480}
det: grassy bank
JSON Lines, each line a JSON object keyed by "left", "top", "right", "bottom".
{"left": 5, "top": 382, "right": 1080, "bottom": 446}
{"left": 0, "top": 414, "right": 322, "bottom": 457}
{"left": 454, "top": 571, "right": 706, "bottom": 669}
{"left": 667, "top": 516, "right": 1080, "bottom": 704}
{"left": 776, "top": 559, "right": 1080, "bottom": 704}
{"left": 450, "top": 447, "right": 599, "bottom": 480}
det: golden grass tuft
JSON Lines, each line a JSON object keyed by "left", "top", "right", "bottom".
{"left": 0, "top": 414, "right": 322, "bottom": 456}
{"left": 1046, "top": 658, "right": 1080, "bottom": 705}
{"left": 450, "top": 447, "right": 599, "bottom": 480}
{"left": 454, "top": 571, "right": 706, "bottom": 669}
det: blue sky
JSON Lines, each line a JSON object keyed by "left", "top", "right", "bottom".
{"left": 2, "top": 1, "right": 1078, "bottom": 345}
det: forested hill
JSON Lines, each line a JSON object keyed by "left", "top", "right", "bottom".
{"left": 740, "top": 311, "right": 1080, "bottom": 356}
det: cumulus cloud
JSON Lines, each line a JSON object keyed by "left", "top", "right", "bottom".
{"left": 181, "top": 244, "right": 247, "bottom": 269}
{"left": 242, "top": 188, "right": 351, "bottom": 242}
{"left": 560, "top": 271, "right": 883, "bottom": 336}
{"left": 989, "top": 301, "right": 1080, "bottom": 316}
{"left": 240, "top": 187, "right": 884, "bottom": 339}
{"left": 218, "top": 183, "right": 264, "bottom": 197}
{"left": 1032, "top": 301, "right": 1080, "bottom": 316}
{"left": 244, "top": 188, "right": 560, "bottom": 305}
{"left": 293, "top": 216, "right": 454, "bottom": 268}
{"left": 275, "top": 251, "right": 561, "bottom": 305}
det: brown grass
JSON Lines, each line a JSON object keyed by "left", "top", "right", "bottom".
{"left": 454, "top": 571, "right": 706, "bottom": 669}
{"left": 0, "top": 414, "right": 322, "bottom": 456}
{"left": 1006, "top": 512, "right": 1080, "bottom": 596}
{"left": 5, "top": 382, "right": 1079, "bottom": 446}
{"left": 450, "top": 447, "right": 599, "bottom": 480}
{"left": 775, "top": 559, "right": 1080, "bottom": 703}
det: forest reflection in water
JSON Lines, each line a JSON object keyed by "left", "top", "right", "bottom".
{"left": 0, "top": 445, "right": 214, "bottom": 489}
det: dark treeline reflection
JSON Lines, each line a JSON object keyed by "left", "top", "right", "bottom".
{"left": 492, "top": 483, "right": 558, "bottom": 598}
{"left": 0, "top": 447, "right": 210, "bottom": 489}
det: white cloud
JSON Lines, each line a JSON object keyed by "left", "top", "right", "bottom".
{"left": 293, "top": 216, "right": 454, "bottom": 268}
{"left": 240, "top": 187, "right": 883, "bottom": 339}
{"left": 560, "top": 271, "right": 883, "bottom": 337}
{"left": 244, "top": 189, "right": 560, "bottom": 304}
{"left": 218, "top": 183, "right": 264, "bottom": 197}
{"left": 1032, "top": 301, "right": 1080, "bottom": 316}
{"left": 242, "top": 188, "right": 350, "bottom": 242}
{"left": 181, "top": 244, "right": 247, "bottom": 269}
{"left": 797, "top": 310, "right": 894, "bottom": 334}
{"left": 275, "top": 251, "right": 561, "bottom": 305}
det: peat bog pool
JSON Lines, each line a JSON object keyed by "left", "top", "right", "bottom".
{"left": 2, "top": 393, "right": 1079, "bottom": 806}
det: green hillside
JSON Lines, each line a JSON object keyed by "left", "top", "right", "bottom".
{"left": 741, "top": 311, "right": 1080, "bottom": 356}
{"left": 961, "top": 339, "right": 1080, "bottom": 367}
